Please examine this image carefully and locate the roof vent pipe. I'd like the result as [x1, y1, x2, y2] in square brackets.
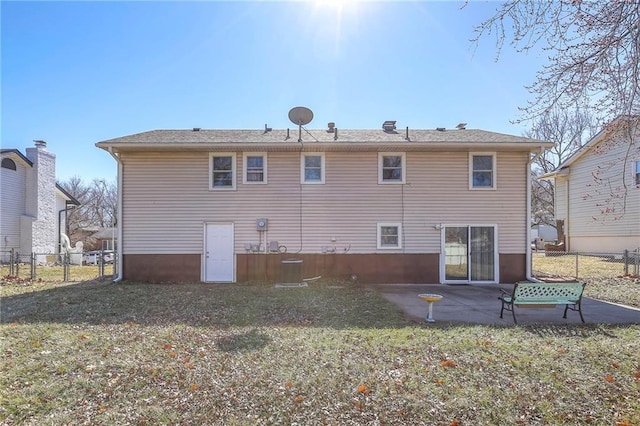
[334, 128, 338, 141]
[405, 126, 410, 141]
[285, 128, 290, 140]
[264, 124, 272, 133]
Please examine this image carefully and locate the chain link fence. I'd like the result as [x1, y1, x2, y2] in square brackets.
[532, 249, 640, 280]
[0, 249, 117, 282]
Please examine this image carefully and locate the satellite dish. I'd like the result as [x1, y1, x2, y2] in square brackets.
[288, 106, 314, 126]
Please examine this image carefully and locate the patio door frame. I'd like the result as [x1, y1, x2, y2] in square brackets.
[440, 224, 499, 284]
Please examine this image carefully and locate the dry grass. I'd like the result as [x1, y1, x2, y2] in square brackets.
[1, 280, 639, 425]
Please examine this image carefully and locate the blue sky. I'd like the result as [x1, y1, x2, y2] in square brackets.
[2, 1, 544, 182]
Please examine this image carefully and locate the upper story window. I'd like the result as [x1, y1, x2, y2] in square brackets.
[243, 153, 267, 184]
[377, 223, 402, 249]
[635, 161, 640, 186]
[378, 153, 406, 184]
[209, 153, 236, 190]
[469, 153, 496, 189]
[301, 153, 325, 184]
[1, 158, 17, 170]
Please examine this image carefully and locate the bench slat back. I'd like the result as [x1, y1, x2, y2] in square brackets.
[513, 282, 584, 302]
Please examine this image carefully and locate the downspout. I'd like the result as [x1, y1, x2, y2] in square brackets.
[108, 147, 123, 283]
[526, 147, 546, 282]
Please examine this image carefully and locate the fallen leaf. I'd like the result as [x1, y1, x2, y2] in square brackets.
[604, 374, 615, 383]
[441, 360, 457, 368]
[163, 343, 173, 350]
[450, 420, 460, 426]
[190, 384, 199, 391]
[294, 395, 304, 403]
[285, 381, 293, 388]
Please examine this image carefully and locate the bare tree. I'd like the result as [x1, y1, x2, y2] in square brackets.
[526, 108, 598, 228]
[471, 0, 639, 120]
[58, 176, 117, 250]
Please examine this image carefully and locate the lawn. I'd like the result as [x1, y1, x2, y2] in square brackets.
[1, 280, 639, 425]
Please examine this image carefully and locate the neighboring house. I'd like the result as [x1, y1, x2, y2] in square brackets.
[543, 116, 640, 253]
[91, 227, 118, 251]
[96, 121, 552, 284]
[1, 140, 80, 262]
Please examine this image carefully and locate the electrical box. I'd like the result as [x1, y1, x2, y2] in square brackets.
[256, 218, 268, 231]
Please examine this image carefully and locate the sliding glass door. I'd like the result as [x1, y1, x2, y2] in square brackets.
[443, 225, 497, 283]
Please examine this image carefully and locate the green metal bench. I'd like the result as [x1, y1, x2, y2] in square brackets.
[499, 281, 586, 324]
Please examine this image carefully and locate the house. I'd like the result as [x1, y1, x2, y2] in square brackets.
[91, 227, 118, 251]
[96, 120, 552, 284]
[542, 116, 640, 253]
[1, 140, 80, 262]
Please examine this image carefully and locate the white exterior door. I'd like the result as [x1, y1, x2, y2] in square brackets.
[204, 223, 234, 282]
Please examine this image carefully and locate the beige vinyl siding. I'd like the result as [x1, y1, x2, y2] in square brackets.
[120, 150, 529, 255]
[0, 163, 27, 252]
[565, 137, 640, 248]
[554, 177, 568, 220]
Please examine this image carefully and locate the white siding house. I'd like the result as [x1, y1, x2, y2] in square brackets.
[97, 124, 552, 284]
[1, 141, 80, 262]
[544, 116, 640, 253]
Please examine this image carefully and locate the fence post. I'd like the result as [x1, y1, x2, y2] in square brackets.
[575, 252, 579, 280]
[31, 252, 36, 280]
[63, 253, 69, 282]
[9, 249, 15, 276]
[624, 250, 629, 276]
[15, 252, 19, 277]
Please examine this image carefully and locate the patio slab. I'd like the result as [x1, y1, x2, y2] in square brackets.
[374, 283, 640, 325]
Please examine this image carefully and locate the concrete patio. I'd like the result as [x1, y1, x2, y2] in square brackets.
[374, 283, 640, 325]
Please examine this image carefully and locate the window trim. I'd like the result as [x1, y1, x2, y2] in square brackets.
[243, 152, 268, 184]
[635, 160, 640, 187]
[469, 152, 497, 190]
[301, 153, 325, 184]
[377, 222, 403, 250]
[378, 152, 406, 184]
[209, 152, 237, 191]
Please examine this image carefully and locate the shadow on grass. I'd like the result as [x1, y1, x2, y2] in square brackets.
[0, 280, 411, 329]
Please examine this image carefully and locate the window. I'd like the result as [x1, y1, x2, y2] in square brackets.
[243, 153, 267, 184]
[378, 153, 406, 184]
[469, 153, 496, 189]
[301, 153, 325, 184]
[1, 158, 16, 170]
[377, 223, 402, 249]
[636, 161, 640, 186]
[209, 153, 236, 190]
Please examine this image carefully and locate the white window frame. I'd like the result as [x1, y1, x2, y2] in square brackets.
[243, 152, 267, 184]
[378, 152, 406, 184]
[469, 152, 497, 190]
[301, 153, 325, 184]
[209, 153, 236, 191]
[377, 222, 403, 250]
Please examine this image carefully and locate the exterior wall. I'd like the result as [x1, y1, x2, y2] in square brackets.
[558, 133, 640, 252]
[0, 160, 27, 256]
[26, 146, 58, 255]
[119, 149, 531, 283]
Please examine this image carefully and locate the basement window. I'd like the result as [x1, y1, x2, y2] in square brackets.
[209, 153, 236, 190]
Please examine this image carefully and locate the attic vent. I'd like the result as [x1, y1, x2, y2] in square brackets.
[327, 122, 335, 133]
[456, 123, 467, 130]
[264, 124, 272, 133]
[192, 127, 201, 132]
[382, 120, 396, 132]
[436, 127, 446, 132]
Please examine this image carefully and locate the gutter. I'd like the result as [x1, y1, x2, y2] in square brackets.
[526, 146, 546, 283]
[108, 147, 124, 283]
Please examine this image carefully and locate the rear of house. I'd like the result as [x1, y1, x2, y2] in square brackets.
[97, 125, 551, 284]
